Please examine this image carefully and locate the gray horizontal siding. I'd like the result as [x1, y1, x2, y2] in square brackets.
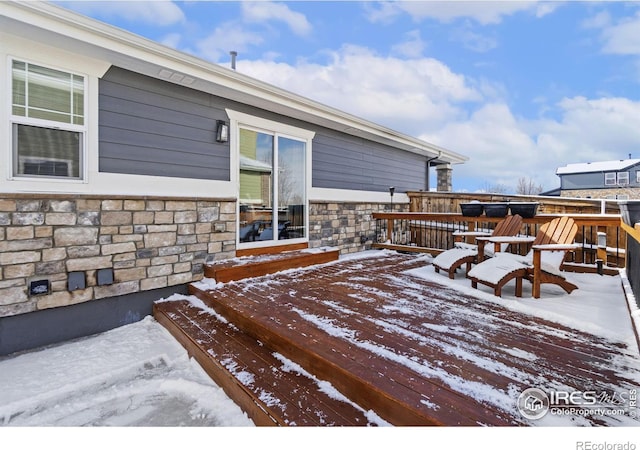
[561, 171, 640, 190]
[98, 66, 431, 192]
[99, 67, 230, 181]
[312, 131, 427, 192]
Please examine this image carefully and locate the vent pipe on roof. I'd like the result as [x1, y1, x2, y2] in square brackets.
[230, 51, 237, 70]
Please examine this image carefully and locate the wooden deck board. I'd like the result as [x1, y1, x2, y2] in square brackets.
[205, 282, 519, 425]
[155, 251, 640, 426]
[205, 248, 339, 282]
[154, 299, 375, 426]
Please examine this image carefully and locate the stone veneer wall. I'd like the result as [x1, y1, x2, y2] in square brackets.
[561, 188, 640, 199]
[0, 195, 236, 318]
[309, 201, 409, 254]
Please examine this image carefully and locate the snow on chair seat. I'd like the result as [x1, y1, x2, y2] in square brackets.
[467, 216, 579, 298]
[432, 214, 523, 279]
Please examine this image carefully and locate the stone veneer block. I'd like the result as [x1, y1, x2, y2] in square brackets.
[165, 201, 197, 211]
[6, 227, 34, 240]
[101, 211, 132, 226]
[46, 213, 77, 226]
[0, 195, 238, 318]
[66, 256, 112, 272]
[0, 251, 41, 265]
[12, 213, 45, 225]
[0, 287, 28, 305]
[93, 281, 139, 300]
[102, 242, 137, 255]
[144, 232, 177, 248]
[124, 200, 146, 210]
[54, 227, 98, 247]
[0, 200, 17, 211]
[141, 277, 168, 290]
[36, 289, 94, 310]
[101, 200, 123, 211]
[114, 267, 146, 282]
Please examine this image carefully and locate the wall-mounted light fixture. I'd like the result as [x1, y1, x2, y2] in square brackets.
[216, 120, 229, 143]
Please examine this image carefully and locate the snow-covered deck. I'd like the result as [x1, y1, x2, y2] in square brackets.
[155, 250, 640, 426]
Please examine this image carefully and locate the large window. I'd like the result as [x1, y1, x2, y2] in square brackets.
[238, 127, 308, 244]
[604, 173, 616, 186]
[617, 171, 629, 186]
[10, 60, 85, 179]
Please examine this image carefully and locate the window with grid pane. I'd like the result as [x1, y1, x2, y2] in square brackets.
[604, 172, 616, 186]
[11, 60, 85, 179]
[617, 171, 629, 185]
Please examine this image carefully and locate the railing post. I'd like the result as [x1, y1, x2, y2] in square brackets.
[597, 230, 607, 271]
[387, 219, 394, 243]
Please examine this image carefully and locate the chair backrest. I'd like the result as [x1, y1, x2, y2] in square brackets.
[492, 214, 523, 237]
[533, 216, 578, 246]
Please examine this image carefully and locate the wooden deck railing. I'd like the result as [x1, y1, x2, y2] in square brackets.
[372, 212, 626, 270]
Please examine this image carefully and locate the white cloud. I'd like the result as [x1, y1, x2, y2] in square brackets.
[232, 42, 640, 193]
[581, 10, 611, 30]
[391, 30, 427, 58]
[366, 1, 548, 26]
[58, 0, 185, 26]
[427, 96, 640, 192]
[427, 103, 542, 190]
[241, 1, 312, 37]
[450, 23, 498, 53]
[160, 32, 182, 50]
[539, 96, 640, 160]
[600, 10, 640, 56]
[195, 22, 265, 63]
[237, 44, 482, 135]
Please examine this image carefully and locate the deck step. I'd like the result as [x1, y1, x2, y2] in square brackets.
[154, 252, 640, 427]
[186, 283, 490, 426]
[204, 247, 339, 282]
[153, 298, 377, 426]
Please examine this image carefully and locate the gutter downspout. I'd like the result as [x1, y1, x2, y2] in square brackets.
[425, 152, 442, 191]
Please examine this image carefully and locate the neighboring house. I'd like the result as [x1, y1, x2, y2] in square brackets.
[0, 2, 466, 354]
[556, 158, 640, 200]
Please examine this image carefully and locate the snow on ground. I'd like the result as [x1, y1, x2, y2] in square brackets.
[406, 253, 640, 352]
[0, 315, 252, 427]
[1, 250, 639, 448]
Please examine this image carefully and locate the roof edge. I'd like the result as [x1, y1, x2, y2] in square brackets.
[2, 1, 466, 165]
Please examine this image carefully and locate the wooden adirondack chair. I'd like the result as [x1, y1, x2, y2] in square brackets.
[432, 214, 523, 279]
[467, 216, 579, 298]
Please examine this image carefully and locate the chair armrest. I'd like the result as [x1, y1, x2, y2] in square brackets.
[453, 231, 491, 237]
[531, 244, 579, 252]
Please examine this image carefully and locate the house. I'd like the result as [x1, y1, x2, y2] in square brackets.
[0, 1, 466, 355]
[556, 158, 640, 199]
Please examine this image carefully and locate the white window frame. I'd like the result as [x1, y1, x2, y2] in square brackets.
[604, 172, 616, 186]
[8, 57, 88, 182]
[617, 171, 629, 186]
[227, 109, 314, 250]
[18, 155, 74, 178]
[636, 170, 640, 184]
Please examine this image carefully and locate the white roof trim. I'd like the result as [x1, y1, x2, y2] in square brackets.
[0, 1, 466, 165]
[556, 159, 640, 175]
